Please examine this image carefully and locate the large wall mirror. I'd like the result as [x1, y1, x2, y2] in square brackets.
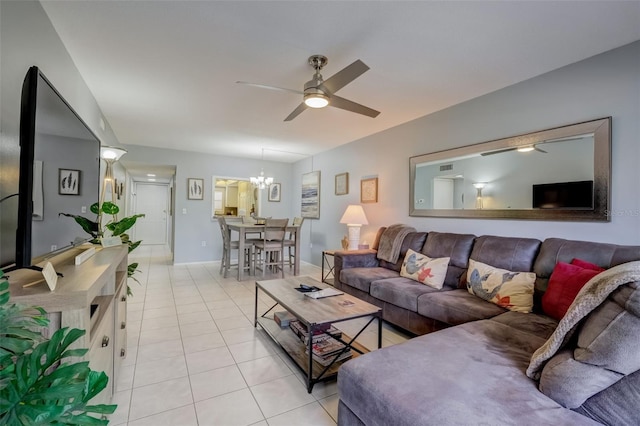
[211, 177, 260, 219]
[410, 117, 611, 221]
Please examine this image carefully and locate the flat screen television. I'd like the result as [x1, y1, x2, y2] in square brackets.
[532, 180, 594, 209]
[10, 66, 101, 271]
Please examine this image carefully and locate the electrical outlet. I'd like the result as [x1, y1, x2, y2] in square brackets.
[182, 208, 187, 215]
[51, 245, 57, 251]
[81, 206, 87, 213]
[201, 241, 206, 247]
[309, 243, 313, 248]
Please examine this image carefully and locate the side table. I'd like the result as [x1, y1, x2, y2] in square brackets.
[322, 250, 337, 285]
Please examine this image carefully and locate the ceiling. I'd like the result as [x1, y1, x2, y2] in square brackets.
[41, 1, 640, 164]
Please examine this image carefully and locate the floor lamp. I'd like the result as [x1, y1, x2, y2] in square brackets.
[340, 205, 369, 250]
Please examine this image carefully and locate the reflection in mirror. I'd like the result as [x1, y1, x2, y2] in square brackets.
[212, 177, 259, 219]
[410, 118, 610, 221]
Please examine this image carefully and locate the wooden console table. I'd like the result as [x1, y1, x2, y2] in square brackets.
[6, 245, 129, 404]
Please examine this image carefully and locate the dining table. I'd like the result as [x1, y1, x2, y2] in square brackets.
[225, 222, 301, 281]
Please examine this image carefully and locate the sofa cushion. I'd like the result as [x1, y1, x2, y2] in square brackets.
[466, 259, 536, 313]
[421, 231, 475, 289]
[574, 369, 640, 425]
[539, 281, 640, 408]
[490, 311, 558, 341]
[338, 320, 598, 426]
[339, 267, 399, 293]
[378, 232, 427, 272]
[533, 238, 640, 294]
[470, 235, 541, 275]
[417, 289, 506, 325]
[542, 261, 604, 321]
[370, 277, 441, 312]
[399, 249, 449, 289]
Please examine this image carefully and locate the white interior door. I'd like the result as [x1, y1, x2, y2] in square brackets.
[133, 183, 168, 245]
[433, 178, 454, 209]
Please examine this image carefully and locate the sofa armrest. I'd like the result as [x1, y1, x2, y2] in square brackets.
[334, 249, 379, 287]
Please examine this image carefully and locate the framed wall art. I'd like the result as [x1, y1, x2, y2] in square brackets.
[59, 169, 80, 195]
[301, 171, 320, 219]
[268, 183, 281, 202]
[187, 178, 204, 200]
[335, 172, 349, 195]
[361, 177, 378, 203]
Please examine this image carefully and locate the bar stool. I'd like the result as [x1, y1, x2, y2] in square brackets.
[253, 218, 289, 278]
[217, 216, 253, 279]
[284, 217, 303, 269]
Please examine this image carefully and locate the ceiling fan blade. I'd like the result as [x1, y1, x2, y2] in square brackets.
[329, 95, 380, 118]
[480, 147, 517, 156]
[534, 146, 548, 154]
[284, 103, 308, 121]
[236, 81, 303, 95]
[321, 60, 370, 93]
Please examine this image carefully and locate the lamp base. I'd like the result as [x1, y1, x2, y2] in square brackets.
[346, 225, 361, 250]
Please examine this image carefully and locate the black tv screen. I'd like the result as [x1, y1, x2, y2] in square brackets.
[12, 66, 101, 270]
[532, 180, 594, 209]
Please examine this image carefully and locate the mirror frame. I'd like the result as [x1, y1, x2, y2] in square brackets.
[409, 117, 611, 221]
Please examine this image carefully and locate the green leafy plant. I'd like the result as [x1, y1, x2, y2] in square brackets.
[60, 201, 144, 294]
[0, 272, 116, 425]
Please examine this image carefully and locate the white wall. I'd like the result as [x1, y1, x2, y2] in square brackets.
[293, 41, 640, 266]
[0, 1, 121, 266]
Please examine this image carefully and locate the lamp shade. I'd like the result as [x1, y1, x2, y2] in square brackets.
[340, 205, 369, 225]
[100, 146, 127, 161]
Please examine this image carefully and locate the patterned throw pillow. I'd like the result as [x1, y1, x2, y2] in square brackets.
[400, 249, 450, 289]
[466, 259, 536, 313]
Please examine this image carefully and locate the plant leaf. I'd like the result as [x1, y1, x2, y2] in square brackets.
[89, 203, 101, 215]
[58, 213, 99, 237]
[100, 201, 119, 215]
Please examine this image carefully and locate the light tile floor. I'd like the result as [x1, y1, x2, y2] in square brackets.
[110, 245, 410, 426]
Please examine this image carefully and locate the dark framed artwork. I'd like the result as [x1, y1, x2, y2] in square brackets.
[59, 169, 80, 195]
[301, 171, 320, 219]
[335, 172, 349, 195]
[188, 178, 204, 200]
[268, 183, 281, 202]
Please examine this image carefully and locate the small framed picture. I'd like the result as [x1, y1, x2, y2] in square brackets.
[59, 169, 80, 195]
[187, 178, 204, 200]
[268, 183, 281, 202]
[361, 177, 378, 203]
[335, 172, 349, 195]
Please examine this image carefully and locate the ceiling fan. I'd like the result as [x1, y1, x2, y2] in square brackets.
[237, 55, 380, 121]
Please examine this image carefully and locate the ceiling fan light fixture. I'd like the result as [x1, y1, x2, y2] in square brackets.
[304, 93, 329, 108]
[517, 146, 535, 153]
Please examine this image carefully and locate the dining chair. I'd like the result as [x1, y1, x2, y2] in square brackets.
[284, 216, 303, 269]
[217, 216, 253, 279]
[253, 218, 289, 278]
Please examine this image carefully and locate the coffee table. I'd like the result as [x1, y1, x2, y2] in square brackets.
[254, 276, 382, 393]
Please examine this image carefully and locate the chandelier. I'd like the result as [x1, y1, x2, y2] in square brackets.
[250, 149, 274, 189]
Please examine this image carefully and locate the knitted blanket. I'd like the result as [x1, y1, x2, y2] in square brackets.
[376, 224, 416, 263]
[526, 260, 640, 380]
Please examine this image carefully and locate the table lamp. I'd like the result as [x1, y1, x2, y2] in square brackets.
[340, 205, 369, 250]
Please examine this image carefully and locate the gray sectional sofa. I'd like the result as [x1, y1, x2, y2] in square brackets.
[334, 231, 640, 425]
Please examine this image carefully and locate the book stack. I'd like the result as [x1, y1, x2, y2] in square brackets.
[288, 320, 352, 366]
[306, 337, 353, 366]
[289, 320, 342, 344]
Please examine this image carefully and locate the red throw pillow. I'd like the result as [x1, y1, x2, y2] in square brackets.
[542, 261, 604, 321]
[570, 258, 605, 272]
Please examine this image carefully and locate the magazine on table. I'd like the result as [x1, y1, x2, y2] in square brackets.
[303, 287, 344, 299]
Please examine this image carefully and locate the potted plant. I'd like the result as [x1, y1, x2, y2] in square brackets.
[0, 272, 116, 424]
[60, 201, 144, 294]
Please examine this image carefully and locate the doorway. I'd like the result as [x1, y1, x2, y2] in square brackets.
[133, 182, 169, 245]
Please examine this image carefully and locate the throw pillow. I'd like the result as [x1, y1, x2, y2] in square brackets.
[542, 260, 605, 321]
[466, 259, 536, 313]
[400, 249, 450, 289]
[570, 258, 605, 271]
